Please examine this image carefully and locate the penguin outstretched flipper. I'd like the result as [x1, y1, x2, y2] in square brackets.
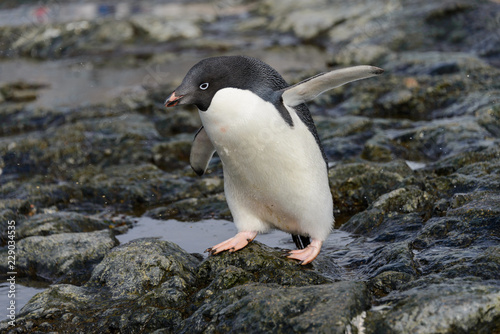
[190, 126, 216, 176]
[282, 65, 384, 107]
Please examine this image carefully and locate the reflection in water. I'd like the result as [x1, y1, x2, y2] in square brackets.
[0, 57, 199, 108]
[0, 281, 48, 322]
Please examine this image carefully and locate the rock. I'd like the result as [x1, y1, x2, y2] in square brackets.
[328, 160, 418, 221]
[87, 238, 200, 299]
[476, 103, 500, 137]
[2, 239, 200, 333]
[130, 16, 202, 42]
[389, 117, 493, 161]
[0, 230, 118, 284]
[365, 280, 500, 334]
[146, 194, 231, 221]
[76, 163, 193, 212]
[3, 239, 362, 334]
[0, 208, 17, 245]
[16, 211, 113, 238]
[197, 241, 332, 290]
[180, 281, 370, 334]
[152, 135, 192, 172]
[154, 109, 201, 137]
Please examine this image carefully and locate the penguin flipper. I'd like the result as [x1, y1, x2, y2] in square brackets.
[190, 126, 215, 176]
[282, 66, 384, 107]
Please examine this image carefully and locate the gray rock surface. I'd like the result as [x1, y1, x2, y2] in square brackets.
[0, 230, 118, 284]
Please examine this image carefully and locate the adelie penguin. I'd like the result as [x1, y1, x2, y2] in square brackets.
[165, 56, 383, 265]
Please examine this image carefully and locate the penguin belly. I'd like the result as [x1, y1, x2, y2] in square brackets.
[199, 87, 333, 241]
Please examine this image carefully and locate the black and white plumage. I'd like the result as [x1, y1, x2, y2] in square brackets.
[165, 56, 383, 264]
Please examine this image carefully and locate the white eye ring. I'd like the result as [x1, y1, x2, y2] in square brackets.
[199, 83, 209, 90]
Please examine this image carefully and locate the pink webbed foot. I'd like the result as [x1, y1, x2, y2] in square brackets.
[206, 231, 258, 255]
[286, 239, 323, 265]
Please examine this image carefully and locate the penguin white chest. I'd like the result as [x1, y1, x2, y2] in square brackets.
[199, 88, 332, 241]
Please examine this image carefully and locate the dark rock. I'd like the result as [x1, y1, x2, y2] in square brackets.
[2, 239, 362, 334]
[180, 281, 370, 334]
[365, 280, 500, 334]
[197, 241, 332, 289]
[76, 163, 193, 212]
[2, 239, 200, 333]
[329, 160, 418, 220]
[146, 194, 231, 221]
[152, 135, 192, 172]
[0, 230, 118, 284]
[390, 117, 493, 161]
[0, 208, 17, 245]
[87, 238, 200, 299]
[154, 109, 201, 137]
[16, 211, 113, 238]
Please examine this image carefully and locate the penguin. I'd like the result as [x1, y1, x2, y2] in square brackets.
[165, 56, 383, 264]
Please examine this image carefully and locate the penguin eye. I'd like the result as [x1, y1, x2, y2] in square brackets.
[199, 83, 209, 90]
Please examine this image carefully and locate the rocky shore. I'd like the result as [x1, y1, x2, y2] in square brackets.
[1, 0, 499, 333]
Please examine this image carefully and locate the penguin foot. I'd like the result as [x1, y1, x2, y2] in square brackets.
[206, 231, 258, 255]
[286, 239, 323, 265]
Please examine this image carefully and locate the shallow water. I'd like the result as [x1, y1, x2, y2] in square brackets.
[0, 281, 47, 322]
[0, 57, 198, 109]
[117, 217, 299, 254]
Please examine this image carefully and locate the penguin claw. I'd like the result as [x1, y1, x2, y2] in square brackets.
[207, 231, 258, 255]
[286, 239, 323, 265]
[205, 248, 217, 255]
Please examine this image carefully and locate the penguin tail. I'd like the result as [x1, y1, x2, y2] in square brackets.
[292, 234, 311, 249]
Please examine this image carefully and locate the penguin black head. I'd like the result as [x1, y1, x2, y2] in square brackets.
[165, 56, 288, 111]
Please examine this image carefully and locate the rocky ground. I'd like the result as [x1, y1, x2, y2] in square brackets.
[1, 0, 499, 333]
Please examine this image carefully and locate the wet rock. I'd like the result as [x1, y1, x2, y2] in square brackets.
[328, 160, 418, 221]
[389, 117, 493, 161]
[146, 194, 231, 221]
[0, 106, 65, 137]
[476, 103, 500, 137]
[0, 208, 17, 245]
[76, 163, 193, 212]
[16, 211, 112, 238]
[365, 280, 500, 334]
[3, 239, 200, 334]
[0, 230, 118, 284]
[154, 109, 201, 137]
[180, 281, 370, 334]
[0, 81, 45, 102]
[197, 241, 332, 290]
[152, 135, 192, 172]
[130, 16, 202, 42]
[3, 239, 359, 334]
[0, 112, 159, 178]
[87, 238, 200, 299]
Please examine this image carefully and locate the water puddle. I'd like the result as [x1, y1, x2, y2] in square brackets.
[0, 281, 48, 322]
[116, 217, 298, 254]
[0, 57, 198, 109]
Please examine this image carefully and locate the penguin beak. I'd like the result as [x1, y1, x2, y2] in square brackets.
[164, 91, 184, 107]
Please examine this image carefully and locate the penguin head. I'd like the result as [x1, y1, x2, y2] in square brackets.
[165, 56, 287, 111]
